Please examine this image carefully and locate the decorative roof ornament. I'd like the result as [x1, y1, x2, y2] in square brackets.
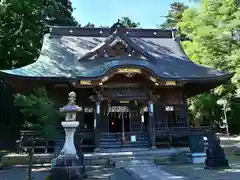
[110, 19, 126, 34]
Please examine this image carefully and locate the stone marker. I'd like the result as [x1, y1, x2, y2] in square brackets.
[205, 134, 229, 169]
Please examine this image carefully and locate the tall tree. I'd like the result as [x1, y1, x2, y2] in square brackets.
[180, 0, 240, 130]
[0, 0, 78, 69]
[119, 17, 140, 28]
[160, 2, 188, 29]
[84, 22, 95, 28]
[42, 0, 78, 26]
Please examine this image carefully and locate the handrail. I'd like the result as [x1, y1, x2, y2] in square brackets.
[16, 131, 52, 154]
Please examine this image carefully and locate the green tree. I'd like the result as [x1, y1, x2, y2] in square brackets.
[14, 87, 61, 138]
[160, 2, 188, 29]
[0, 0, 78, 69]
[188, 93, 222, 127]
[42, 0, 78, 26]
[14, 87, 62, 180]
[180, 0, 240, 131]
[119, 17, 140, 28]
[84, 22, 95, 28]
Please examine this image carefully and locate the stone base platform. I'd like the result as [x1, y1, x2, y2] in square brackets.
[1, 147, 190, 168]
[51, 155, 85, 180]
[189, 153, 206, 164]
[205, 158, 229, 169]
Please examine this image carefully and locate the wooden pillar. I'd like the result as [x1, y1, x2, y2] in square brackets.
[148, 100, 156, 149]
[183, 94, 189, 127]
[94, 101, 101, 152]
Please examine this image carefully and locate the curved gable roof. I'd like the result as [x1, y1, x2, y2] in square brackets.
[0, 23, 233, 82]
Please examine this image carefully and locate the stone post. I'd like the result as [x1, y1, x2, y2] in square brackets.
[94, 101, 101, 152]
[51, 91, 85, 180]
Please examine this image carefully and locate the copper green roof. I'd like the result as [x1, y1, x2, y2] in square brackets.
[0, 23, 234, 82]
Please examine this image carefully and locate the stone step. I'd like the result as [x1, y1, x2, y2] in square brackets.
[100, 138, 118, 142]
[100, 143, 149, 149]
[100, 136, 149, 140]
[100, 140, 149, 146]
[110, 155, 155, 161]
[85, 166, 114, 180]
[84, 158, 111, 166]
[85, 165, 112, 171]
[100, 137, 149, 142]
[100, 133, 149, 137]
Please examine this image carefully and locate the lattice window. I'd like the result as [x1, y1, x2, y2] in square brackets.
[174, 105, 186, 127]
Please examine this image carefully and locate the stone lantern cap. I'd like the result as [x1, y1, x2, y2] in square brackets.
[59, 104, 82, 112]
[59, 91, 82, 112]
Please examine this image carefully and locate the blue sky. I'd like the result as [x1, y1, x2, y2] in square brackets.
[71, 0, 195, 28]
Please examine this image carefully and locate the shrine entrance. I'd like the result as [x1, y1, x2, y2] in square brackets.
[108, 112, 130, 133]
[106, 104, 148, 133]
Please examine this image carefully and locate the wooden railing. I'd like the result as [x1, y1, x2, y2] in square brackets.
[16, 130, 54, 154]
[155, 126, 211, 137]
[155, 126, 212, 147]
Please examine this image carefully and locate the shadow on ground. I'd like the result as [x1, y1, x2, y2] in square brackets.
[160, 160, 240, 180]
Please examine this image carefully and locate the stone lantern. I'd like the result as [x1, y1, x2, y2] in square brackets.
[51, 91, 85, 180]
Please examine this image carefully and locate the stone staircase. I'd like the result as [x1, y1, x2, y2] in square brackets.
[100, 132, 150, 149]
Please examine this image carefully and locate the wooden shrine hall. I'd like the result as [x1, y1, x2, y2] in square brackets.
[0, 22, 233, 152]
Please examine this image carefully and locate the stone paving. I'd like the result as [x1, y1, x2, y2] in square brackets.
[160, 162, 240, 180]
[121, 159, 240, 180]
[2, 159, 240, 180]
[121, 160, 188, 180]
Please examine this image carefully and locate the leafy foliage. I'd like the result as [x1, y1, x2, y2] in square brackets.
[188, 93, 222, 127]
[159, 2, 188, 29]
[119, 17, 140, 28]
[179, 0, 240, 130]
[0, 0, 78, 69]
[14, 88, 62, 139]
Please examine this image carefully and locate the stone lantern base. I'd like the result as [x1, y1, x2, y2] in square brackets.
[51, 121, 85, 180]
[51, 154, 85, 180]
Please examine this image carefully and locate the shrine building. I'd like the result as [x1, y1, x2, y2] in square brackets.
[0, 22, 233, 152]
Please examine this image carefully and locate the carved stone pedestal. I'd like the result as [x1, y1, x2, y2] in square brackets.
[51, 155, 85, 180]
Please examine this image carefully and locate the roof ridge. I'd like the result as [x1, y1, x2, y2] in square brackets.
[48, 24, 173, 38]
[78, 31, 156, 61]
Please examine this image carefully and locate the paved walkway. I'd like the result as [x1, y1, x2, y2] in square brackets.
[160, 162, 240, 180]
[120, 160, 188, 180]
[120, 159, 240, 180]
